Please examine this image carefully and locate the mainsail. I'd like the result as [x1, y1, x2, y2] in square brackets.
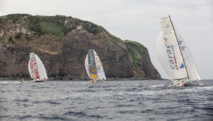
[28, 52, 48, 81]
[173, 26, 201, 80]
[156, 15, 201, 82]
[85, 49, 106, 80]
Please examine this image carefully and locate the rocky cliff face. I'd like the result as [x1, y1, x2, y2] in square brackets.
[0, 14, 161, 80]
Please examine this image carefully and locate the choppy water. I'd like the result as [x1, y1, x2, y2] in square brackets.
[0, 80, 213, 121]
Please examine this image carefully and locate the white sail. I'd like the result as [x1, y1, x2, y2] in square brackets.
[174, 26, 201, 81]
[156, 31, 173, 79]
[28, 60, 34, 78]
[28, 53, 38, 79]
[156, 16, 201, 85]
[159, 16, 188, 80]
[85, 55, 90, 78]
[35, 54, 48, 80]
[28, 52, 48, 80]
[85, 49, 106, 80]
[93, 50, 106, 80]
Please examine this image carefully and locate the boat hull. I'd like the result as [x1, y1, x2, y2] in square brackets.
[173, 80, 199, 86]
[18, 80, 24, 82]
[89, 79, 105, 83]
[35, 79, 46, 82]
[35, 80, 46, 82]
[183, 82, 199, 86]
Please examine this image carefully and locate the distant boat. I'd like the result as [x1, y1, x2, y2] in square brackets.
[85, 49, 106, 83]
[28, 52, 48, 82]
[18, 78, 24, 82]
[156, 15, 201, 86]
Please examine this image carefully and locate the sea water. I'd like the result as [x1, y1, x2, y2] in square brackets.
[0, 80, 212, 121]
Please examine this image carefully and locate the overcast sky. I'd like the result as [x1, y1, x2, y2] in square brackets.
[1, 0, 213, 79]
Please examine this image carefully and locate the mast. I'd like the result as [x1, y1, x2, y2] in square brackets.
[168, 15, 189, 79]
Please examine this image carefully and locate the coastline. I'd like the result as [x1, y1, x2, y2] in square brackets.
[0, 77, 165, 81]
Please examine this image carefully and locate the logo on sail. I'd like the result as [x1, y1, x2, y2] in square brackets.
[178, 40, 183, 45]
[178, 40, 185, 51]
[179, 63, 184, 69]
[165, 24, 169, 28]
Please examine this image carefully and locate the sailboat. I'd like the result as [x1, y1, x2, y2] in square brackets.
[156, 15, 201, 86]
[28, 52, 48, 82]
[85, 49, 106, 83]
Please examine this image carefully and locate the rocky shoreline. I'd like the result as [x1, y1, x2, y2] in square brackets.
[0, 77, 163, 81]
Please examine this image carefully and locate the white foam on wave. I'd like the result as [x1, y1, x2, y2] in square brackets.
[38, 85, 213, 101]
[149, 84, 165, 88]
[194, 86, 213, 91]
[175, 85, 213, 93]
[123, 85, 213, 97]
[65, 85, 213, 99]
[135, 89, 173, 96]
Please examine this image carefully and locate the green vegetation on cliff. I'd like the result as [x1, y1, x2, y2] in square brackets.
[124, 40, 147, 68]
[26, 15, 76, 40]
[0, 14, 121, 43]
[82, 21, 120, 40]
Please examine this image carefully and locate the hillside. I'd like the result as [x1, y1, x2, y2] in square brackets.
[0, 14, 161, 80]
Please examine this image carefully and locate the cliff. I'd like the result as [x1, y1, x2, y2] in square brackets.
[0, 14, 161, 80]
